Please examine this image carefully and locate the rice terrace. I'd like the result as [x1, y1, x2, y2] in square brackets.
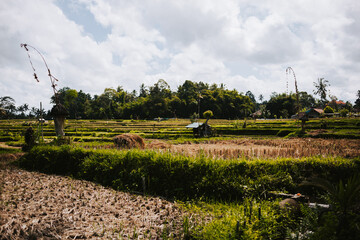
[3, 1, 360, 239]
[1, 116, 360, 239]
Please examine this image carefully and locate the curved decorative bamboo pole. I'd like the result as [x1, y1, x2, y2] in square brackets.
[286, 67, 300, 116]
[20, 43, 60, 104]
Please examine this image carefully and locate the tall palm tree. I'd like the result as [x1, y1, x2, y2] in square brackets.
[313, 78, 330, 107]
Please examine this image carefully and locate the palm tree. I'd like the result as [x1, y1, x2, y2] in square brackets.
[313, 78, 330, 107]
[17, 103, 29, 118]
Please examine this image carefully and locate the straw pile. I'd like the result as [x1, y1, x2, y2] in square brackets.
[113, 134, 145, 149]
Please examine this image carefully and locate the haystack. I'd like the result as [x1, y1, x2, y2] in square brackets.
[113, 134, 145, 149]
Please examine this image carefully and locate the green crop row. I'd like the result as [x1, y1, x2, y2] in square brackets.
[17, 145, 360, 201]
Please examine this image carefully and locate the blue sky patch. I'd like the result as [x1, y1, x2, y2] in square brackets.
[55, 0, 111, 43]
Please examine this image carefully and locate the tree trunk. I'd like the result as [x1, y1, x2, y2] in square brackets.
[301, 119, 306, 133]
[54, 116, 65, 136]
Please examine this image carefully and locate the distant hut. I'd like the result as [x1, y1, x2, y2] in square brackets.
[305, 108, 324, 118]
[251, 110, 262, 118]
[186, 122, 212, 137]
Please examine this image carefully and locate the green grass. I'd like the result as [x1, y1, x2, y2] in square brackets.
[0, 147, 22, 154]
[4, 117, 359, 238]
[1, 118, 359, 146]
[180, 198, 298, 239]
[17, 145, 360, 201]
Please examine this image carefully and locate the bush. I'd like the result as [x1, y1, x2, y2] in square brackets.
[324, 106, 334, 113]
[190, 112, 199, 123]
[53, 136, 72, 145]
[17, 146, 360, 201]
[22, 127, 36, 151]
[17, 145, 89, 175]
[203, 110, 213, 120]
[340, 108, 349, 117]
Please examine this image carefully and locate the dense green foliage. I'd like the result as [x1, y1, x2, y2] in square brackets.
[182, 199, 298, 239]
[49, 80, 255, 120]
[17, 145, 360, 201]
[266, 93, 297, 118]
[2, 80, 358, 120]
[324, 106, 335, 113]
[355, 90, 360, 111]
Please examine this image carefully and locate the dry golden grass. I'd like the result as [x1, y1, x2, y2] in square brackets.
[0, 142, 21, 149]
[0, 158, 186, 239]
[84, 138, 359, 160]
[170, 138, 360, 159]
[146, 139, 171, 149]
[113, 133, 145, 149]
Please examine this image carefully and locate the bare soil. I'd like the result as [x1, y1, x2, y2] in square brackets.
[0, 155, 186, 239]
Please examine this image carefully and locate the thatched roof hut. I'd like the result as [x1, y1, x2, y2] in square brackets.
[305, 108, 324, 118]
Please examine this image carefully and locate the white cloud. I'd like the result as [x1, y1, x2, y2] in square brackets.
[0, 0, 359, 111]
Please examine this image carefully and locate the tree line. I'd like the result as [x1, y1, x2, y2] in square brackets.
[1, 79, 359, 120]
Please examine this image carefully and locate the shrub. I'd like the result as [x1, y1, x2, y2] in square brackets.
[16, 146, 360, 201]
[203, 110, 213, 120]
[324, 106, 334, 113]
[188, 199, 296, 239]
[190, 112, 199, 123]
[17, 145, 89, 175]
[53, 136, 72, 145]
[340, 108, 349, 117]
[22, 127, 36, 151]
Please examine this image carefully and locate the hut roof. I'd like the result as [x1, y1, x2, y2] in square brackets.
[251, 110, 262, 117]
[186, 122, 203, 129]
[306, 108, 324, 114]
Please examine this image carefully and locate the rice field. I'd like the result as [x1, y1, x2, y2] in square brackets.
[1, 118, 359, 146]
[75, 138, 360, 160]
[169, 138, 360, 159]
[1, 118, 360, 238]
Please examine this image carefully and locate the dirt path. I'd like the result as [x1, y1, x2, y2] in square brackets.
[0, 157, 186, 239]
[0, 142, 21, 149]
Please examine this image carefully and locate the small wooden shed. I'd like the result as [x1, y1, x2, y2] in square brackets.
[305, 108, 324, 118]
[186, 122, 212, 137]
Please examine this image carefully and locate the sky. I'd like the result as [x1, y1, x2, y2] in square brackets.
[1, 0, 359, 110]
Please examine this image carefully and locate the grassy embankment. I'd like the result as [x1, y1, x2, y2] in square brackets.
[16, 144, 360, 239]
